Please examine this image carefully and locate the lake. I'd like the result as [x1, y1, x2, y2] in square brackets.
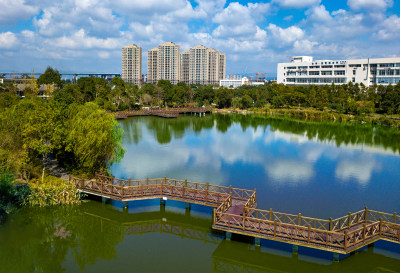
[1, 114, 400, 272]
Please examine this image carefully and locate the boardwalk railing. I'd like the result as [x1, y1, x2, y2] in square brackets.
[69, 174, 400, 254]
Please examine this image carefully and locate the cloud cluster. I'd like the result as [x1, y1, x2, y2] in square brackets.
[0, 0, 399, 73]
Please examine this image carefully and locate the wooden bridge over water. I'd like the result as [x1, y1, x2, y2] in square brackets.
[69, 174, 400, 255]
[114, 107, 212, 119]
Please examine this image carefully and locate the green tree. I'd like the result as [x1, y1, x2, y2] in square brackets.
[37, 66, 63, 89]
[66, 103, 125, 172]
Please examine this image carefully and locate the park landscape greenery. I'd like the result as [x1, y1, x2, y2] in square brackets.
[1, 66, 400, 218]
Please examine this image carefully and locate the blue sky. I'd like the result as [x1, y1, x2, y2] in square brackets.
[0, 0, 399, 76]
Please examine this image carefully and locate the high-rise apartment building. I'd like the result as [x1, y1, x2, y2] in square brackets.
[147, 47, 158, 84]
[122, 44, 142, 85]
[208, 49, 226, 85]
[189, 45, 209, 85]
[180, 50, 190, 84]
[157, 42, 180, 84]
[132, 42, 226, 85]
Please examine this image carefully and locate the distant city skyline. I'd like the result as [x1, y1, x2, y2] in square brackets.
[0, 0, 399, 75]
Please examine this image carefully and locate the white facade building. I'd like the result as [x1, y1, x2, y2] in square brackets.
[220, 77, 249, 88]
[277, 56, 400, 86]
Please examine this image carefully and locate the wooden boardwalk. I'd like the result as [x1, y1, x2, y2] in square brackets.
[114, 107, 212, 119]
[69, 174, 400, 254]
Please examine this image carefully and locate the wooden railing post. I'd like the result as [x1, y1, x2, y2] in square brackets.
[229, 185, 232, 197]
[364, 207, 368, 223]
[243, 206, 246, 231]
[394, 212, 397, 224]
[362, 224, 366, 242]
[183, 179, 187, 197]
[348, 212, 352, 228]
[344, 230, 348, 251]
[379, 218, 383, 235]
[120, 183, 123, 199]
[274, 220, 277, 237]
[307, 225, 311, 243]
[205, 183, 209, 203]
[329, 217, 333, 231]
[298, 213, 302, 226]
[269, 209, 273, 221]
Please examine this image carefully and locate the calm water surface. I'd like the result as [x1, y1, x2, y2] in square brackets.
[1, 114, 400, 272]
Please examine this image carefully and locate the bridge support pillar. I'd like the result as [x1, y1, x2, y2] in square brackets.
[254, 237, 261, 247]
[102, 197, 108, 204]
[226, 232, 232, 240]
[292, 245, 298, 257]
[185, 202, 191, 211]
[122, 201, 128, 210]
[333, 253, 340, 262]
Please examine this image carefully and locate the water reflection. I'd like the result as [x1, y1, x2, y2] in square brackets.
[1, 201, 400, 272]
[112, 114, 400, 217]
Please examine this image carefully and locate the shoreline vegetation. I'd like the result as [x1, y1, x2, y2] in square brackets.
[113, 107, 400, 128]
[1, 66, 400, 219]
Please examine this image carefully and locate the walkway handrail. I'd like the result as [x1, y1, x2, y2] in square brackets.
[70, 174, 399, 254]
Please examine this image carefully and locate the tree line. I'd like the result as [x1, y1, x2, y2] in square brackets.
[2, 66, 400, 116]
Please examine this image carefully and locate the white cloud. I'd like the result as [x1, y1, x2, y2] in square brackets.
[306, 5, 332, 22]
[0, 0, 39, 24]
[273, 0, 321, 9]
[347, 0, 393, 11]
[373, 15, 400, 41]
[0, 32, 18, 49]
[49, 29, 121, 49]
[267, 24, 305, 47]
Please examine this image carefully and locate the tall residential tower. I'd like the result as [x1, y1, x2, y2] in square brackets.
[157, 42, 180, 84]
[147, 47, 158, 84]
[122, 44, 142, 85]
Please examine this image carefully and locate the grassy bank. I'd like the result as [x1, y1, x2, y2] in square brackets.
[0, 171, 83, 221]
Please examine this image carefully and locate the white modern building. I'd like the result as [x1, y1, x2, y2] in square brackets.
[277, 56, 400, 86]
[220, 77, 249, 88]
[122, 44, 142, 85]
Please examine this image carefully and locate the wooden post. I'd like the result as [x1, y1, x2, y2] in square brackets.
[348, 212, 352, 228]
[298, 213, 301, 226]
[364, 207, 368, 223]
[120, 184, 123, 199]
[213, 209, 216, 224]
[274, 220, 277, 237]
[183, 179, 187, 197]
[205, 183, 209, 203]
[307, 225, 311, 243]
[344, 230, 348, 251]
[379, 218, 383, 235]
[394, 212, 397, 224]
[362, 224, 366, 242]
[243, 206, 246, 231]
[229, 185, 232, 196]
[269, 209, 273, 221]
[329, 218, 333, 231]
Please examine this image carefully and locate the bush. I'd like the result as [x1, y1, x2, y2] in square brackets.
[26, 176, 82, 206]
